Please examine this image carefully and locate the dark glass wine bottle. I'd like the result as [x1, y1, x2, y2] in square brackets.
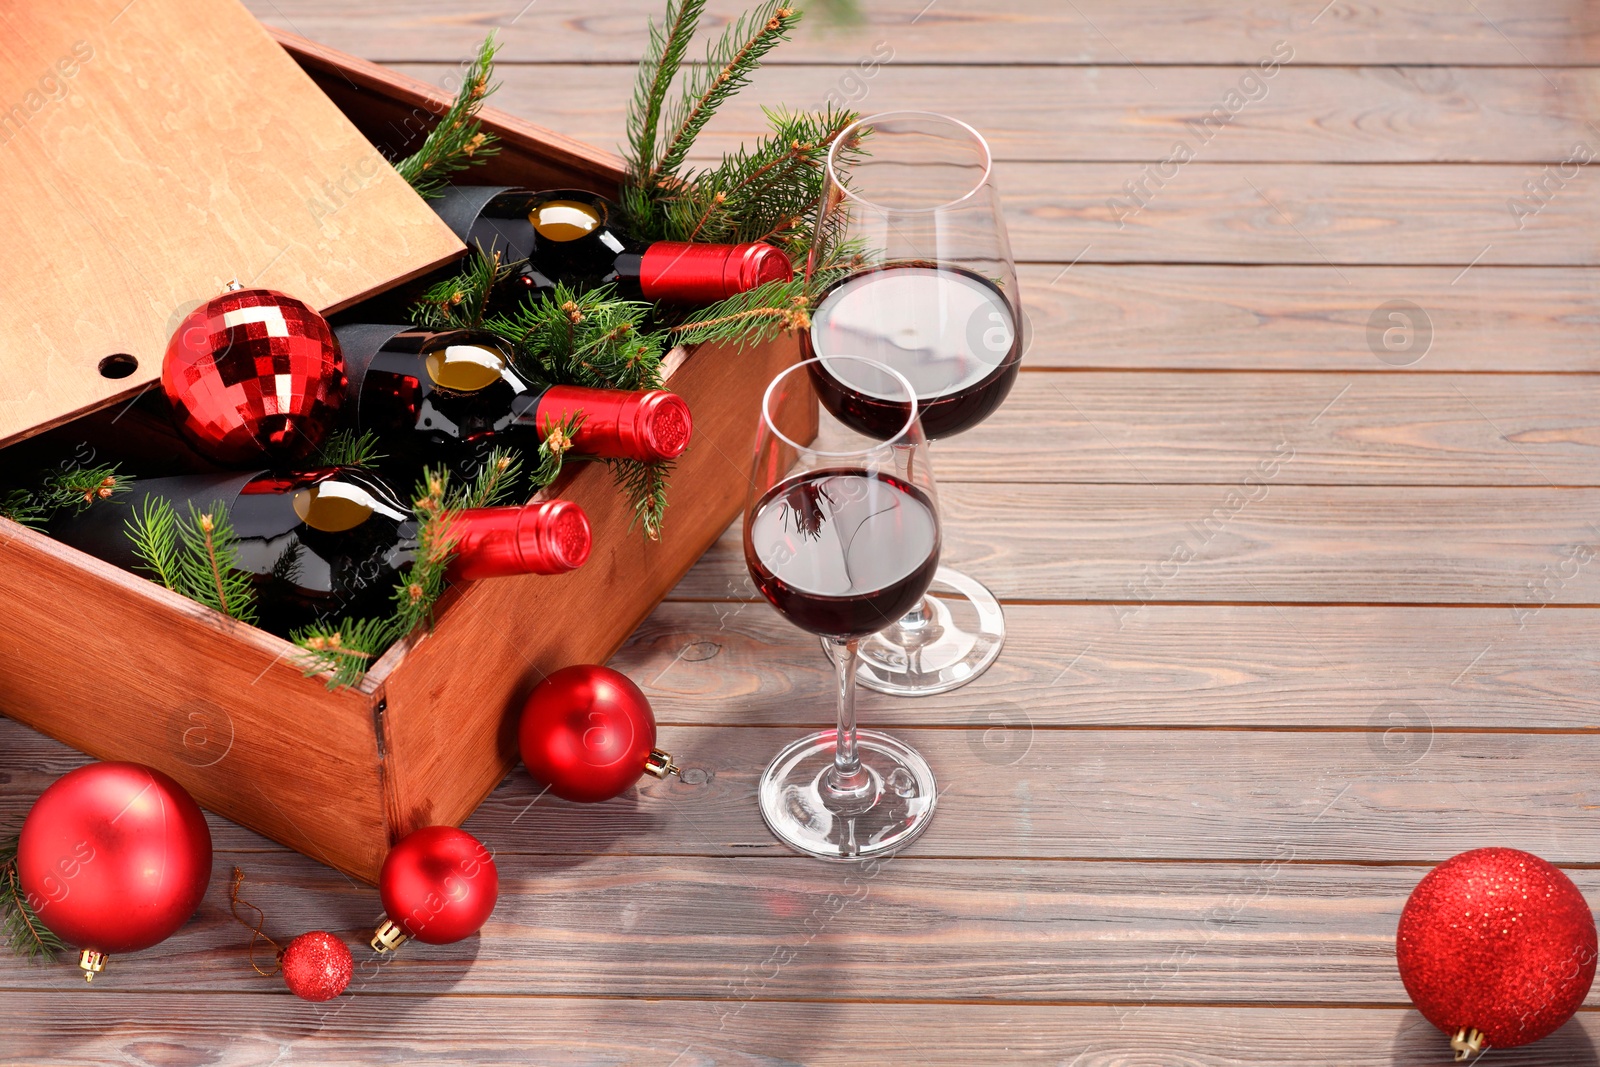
[430, 186, 794, 306]
[335, 324, 693, 478]
[52, 467, 591, 634]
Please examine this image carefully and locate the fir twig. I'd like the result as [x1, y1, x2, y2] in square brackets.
[291, 617, 401, 691]
[0, 489, 47, 529]
[628, 0, 707, 209]
[317, 429, 385, 470]
[393, 467, 458, 634]
[40, 464, 128, 515]
[457, 446, 525, 509]
[395, 34, 502, 198]
[669, 277, 814, 348]
[485, 283, 665, 392]
[171, 503, 258, 624]
[412, 245, 515, 331]
[1, 825, 64, 961]
[609, 459, 674, 541]
[650, 3, 801, 187]
[127, 496, 182, 592]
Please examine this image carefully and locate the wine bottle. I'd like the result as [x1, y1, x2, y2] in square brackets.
[52, 467, 591, 633]
[430, 186, 794, 305]
[335, 324, 693, 476]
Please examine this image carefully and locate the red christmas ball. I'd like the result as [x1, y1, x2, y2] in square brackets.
[1397, 847, 1597, 1057]
[18, 762, 213, 978]
[163, 284, 344, 465]
[280, 931, 353, 1001]
[519, 664, 676, 803]
[375, 826, 497, 949]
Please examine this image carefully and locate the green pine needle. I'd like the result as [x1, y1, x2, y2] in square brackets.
[395, 34, 503, 198]
[1, 827, 64, 961]
[127, 495, 182, 592]
[290, 616, 402, 691]
[317, 429, 386, 470]
[650, 2, 801, 187]
[411, 244, 517, 331]
[610, 458, 674, 541]
[175, 503, 258, 625]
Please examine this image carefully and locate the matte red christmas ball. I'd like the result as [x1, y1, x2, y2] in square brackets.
[1397, 847, 1597, 1060]
[18, 761, 213, 980]
[280, 931, 353, 1002]
[371, 826, 498, 953]
[163, 283, 345, 465]
[518, 664, 679, 803]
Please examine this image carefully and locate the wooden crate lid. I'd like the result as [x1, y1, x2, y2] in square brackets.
[0, 0, 465, 446]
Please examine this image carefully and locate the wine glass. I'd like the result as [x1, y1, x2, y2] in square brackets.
[745, 356, 941, 860]
[803, 110, 1021, 697]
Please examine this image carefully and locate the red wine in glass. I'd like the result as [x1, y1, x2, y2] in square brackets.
[744, 468, 941, 639]
[805, 264, 1021, 441]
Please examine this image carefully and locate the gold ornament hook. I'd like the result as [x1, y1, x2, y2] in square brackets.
[371, 919, 409, 954]
[78, 949, 107, 982]
[643, 749, 679, 780]
[1451, 1028, 1487, 1062]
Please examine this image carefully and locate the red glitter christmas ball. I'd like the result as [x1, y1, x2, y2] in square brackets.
[162, 285, 345, 465]
[1397, 847, 1597, 1058]
[519, 665, 674, 803]
[279, 931, 353, 1002]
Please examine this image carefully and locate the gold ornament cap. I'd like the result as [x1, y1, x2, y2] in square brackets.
[643, 749, 679, 780]
[371, 919, 409, 954]
[1451, 1027, 1487, 1062]
[78, 949, 107, 982]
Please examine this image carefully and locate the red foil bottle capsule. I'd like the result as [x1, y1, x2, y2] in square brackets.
[447, 499, 591, 580]
[637, 240, 794, 304]
[535, 384, 692, 462]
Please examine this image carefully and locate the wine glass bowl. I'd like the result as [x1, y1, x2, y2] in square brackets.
[803, 111, 1021, 696]
[743, 356, 942, 860]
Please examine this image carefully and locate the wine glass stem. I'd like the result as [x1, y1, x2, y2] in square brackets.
[828, 636, 869, 796]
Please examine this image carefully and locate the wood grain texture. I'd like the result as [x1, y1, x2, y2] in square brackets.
[389, 61, 1600, 164]
[12, 848, 1600, 1005]
[244, 0, 1600, 66]
[0, 521, 389, 877]
[990, 162, 1600, 265]
[673, 484, 1600, 603]
[0, 0, 462, 447]
[616, 602, 1600, 729]
[1018, 264, 1600, 371]
[5, 717, 1595, 863]
[893, 372, 1600, 485]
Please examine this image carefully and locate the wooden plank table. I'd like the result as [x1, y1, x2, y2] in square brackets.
[4, 1, 1599, 1062]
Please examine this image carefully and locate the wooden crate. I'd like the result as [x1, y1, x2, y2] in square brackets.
[0, 27, 811, 883]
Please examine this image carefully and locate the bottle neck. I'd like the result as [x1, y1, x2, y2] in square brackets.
[445, 499, 592, 580]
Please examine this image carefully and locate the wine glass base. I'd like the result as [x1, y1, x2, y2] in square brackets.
[758, 729, 937, 860]
[830, 566, 1006, 697]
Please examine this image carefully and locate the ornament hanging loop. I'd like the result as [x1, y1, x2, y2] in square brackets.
[1451, 1027, 1486, 1061]
[78, 948, 106, 982]
[371, 919, 409, 954]
[644, 749, 679, 780]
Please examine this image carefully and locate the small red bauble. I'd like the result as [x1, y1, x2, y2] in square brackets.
[1397, 847, 1597, 1060]
[371, 826, 498, 953]
[18, 761, 213, 981]
[280, 931, 353, 1001]
[163, 283, 345, 465]
[519, 664, 679, 803]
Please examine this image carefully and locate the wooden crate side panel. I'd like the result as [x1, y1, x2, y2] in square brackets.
[376, 334, 812, 841]
[0, 521, 388, 880]
[270, 28, 627, 193]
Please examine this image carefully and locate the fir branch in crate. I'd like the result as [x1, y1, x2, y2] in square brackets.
[0, 463, 130, 528]
[659, 107, 859, 256]
[632, 2, 802, 201]
[395, 34, 503, 199]
[485, 281, 665, 392]
[611, 457, 674, 541]
[291, 615, 400, 692]
[128, 498, 259, 625]
[412, 245, 516, 331]
[316, 428, 385, 469]
[1, 825, 65, 961]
